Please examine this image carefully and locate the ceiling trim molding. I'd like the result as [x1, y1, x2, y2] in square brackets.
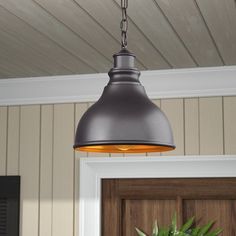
[0, 66, 236, 106]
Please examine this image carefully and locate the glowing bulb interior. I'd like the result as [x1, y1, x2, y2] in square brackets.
[115, 145, 133, 151]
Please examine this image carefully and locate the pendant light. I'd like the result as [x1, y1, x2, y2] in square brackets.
[74, 0, 175, 153]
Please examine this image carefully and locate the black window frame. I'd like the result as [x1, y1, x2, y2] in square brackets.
[0, 176, 20, 236]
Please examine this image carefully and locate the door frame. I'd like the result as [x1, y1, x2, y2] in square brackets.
[78, 155, 236, 236]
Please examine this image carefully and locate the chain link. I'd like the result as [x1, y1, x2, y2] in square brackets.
[120, 0, 128, 48]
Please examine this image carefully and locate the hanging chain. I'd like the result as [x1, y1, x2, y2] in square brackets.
[120, 0, 128, 48]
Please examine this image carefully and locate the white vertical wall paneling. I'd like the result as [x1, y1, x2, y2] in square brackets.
[184, 98, 200, 155]
[147, 99, 161, 156]
[0, 96, 235, 236]
[224, 96, 236, 154]
[7, 106, 20, 175]
[19, 105, 40, 236]
[39, 105, 53, 236]
[0, 107, 7, 175]
[52, 104, 74, 236]
[74, 103, 88, 236]
[161, 99, 185, 156]
[199, 97, 224, 155]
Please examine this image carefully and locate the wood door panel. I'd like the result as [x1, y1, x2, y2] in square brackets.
[123, 200, 175, 236]
[115, 178, 236, 199]
[183, 200, 236, 236]
[102, 178, 236, 236]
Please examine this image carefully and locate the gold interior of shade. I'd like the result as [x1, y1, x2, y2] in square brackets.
[76, 144, 175, 153]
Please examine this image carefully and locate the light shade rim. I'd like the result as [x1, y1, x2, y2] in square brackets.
[73, 140, 176, 153]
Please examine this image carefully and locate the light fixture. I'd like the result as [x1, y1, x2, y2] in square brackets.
[74, 0, 175, 153]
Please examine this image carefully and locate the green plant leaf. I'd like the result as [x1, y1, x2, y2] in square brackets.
[135, 227, 147, 236]
[170, 212, 177, 234]
[180, 217, 195, 233]
[197, 221, 214, 235]
[152, 220, 158, 236]
[191, 227, 200, 236]
[158, 228, 169, 236]
[205, 228, 223, 236]
[134, 215, 223, 236]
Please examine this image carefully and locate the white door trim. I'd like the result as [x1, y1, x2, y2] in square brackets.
[79, 155, 236, 236]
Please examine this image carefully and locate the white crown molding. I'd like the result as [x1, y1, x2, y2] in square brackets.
[78, 155, 236, 236]
[0, 66, 236, 106]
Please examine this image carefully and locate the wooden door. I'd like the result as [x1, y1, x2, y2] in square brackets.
[102, 178, 236, 236]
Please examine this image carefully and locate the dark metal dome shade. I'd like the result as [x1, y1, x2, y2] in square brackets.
[74, 49, 175, 153]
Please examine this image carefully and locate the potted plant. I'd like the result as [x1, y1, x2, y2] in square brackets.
[135, 214, 222, 236]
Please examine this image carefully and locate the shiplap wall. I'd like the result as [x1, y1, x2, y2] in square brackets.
[0, 96, 236, 236]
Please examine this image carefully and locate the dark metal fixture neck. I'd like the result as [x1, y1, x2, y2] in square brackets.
[113, 48, 135, 68]
[108, 48, 140, 84]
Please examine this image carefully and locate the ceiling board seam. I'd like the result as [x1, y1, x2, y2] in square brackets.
[0, 66, 20, 77]
[0, 72, 9, 78]
[0, 49, 52, 76]
[0, 27, 74, 74]
[72, 0, 147, 69]
[112, 0, 172, 68]
[0, 24, 74, 74]
[31, 0, 113, 64]
[153, 0, 199, 67]
[193, 0, 225, 65]
[0, 67, 29, 78]
[0, 5, 98, 73]
[0, 36, 53, 75]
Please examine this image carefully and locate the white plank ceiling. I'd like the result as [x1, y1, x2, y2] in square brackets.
[0, 0, 235, 78]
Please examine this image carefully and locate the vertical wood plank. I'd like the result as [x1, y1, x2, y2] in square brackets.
[7, 106, 20, 175]
[224, 96, 236, 154]
[199, 97, 224, 155]
[176, 196, 183, 227]
[74, 103, 88, 236]
[19, 105, 40, 236]
[53, 104, 74, 236]
[87, 103, 109, 157]
[0, 107, 7, 175]
[147, 100, 161, 157]
[184, 98, 200, 155]
[39, 105, 53, 236]
[161, 99, 184, 156]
